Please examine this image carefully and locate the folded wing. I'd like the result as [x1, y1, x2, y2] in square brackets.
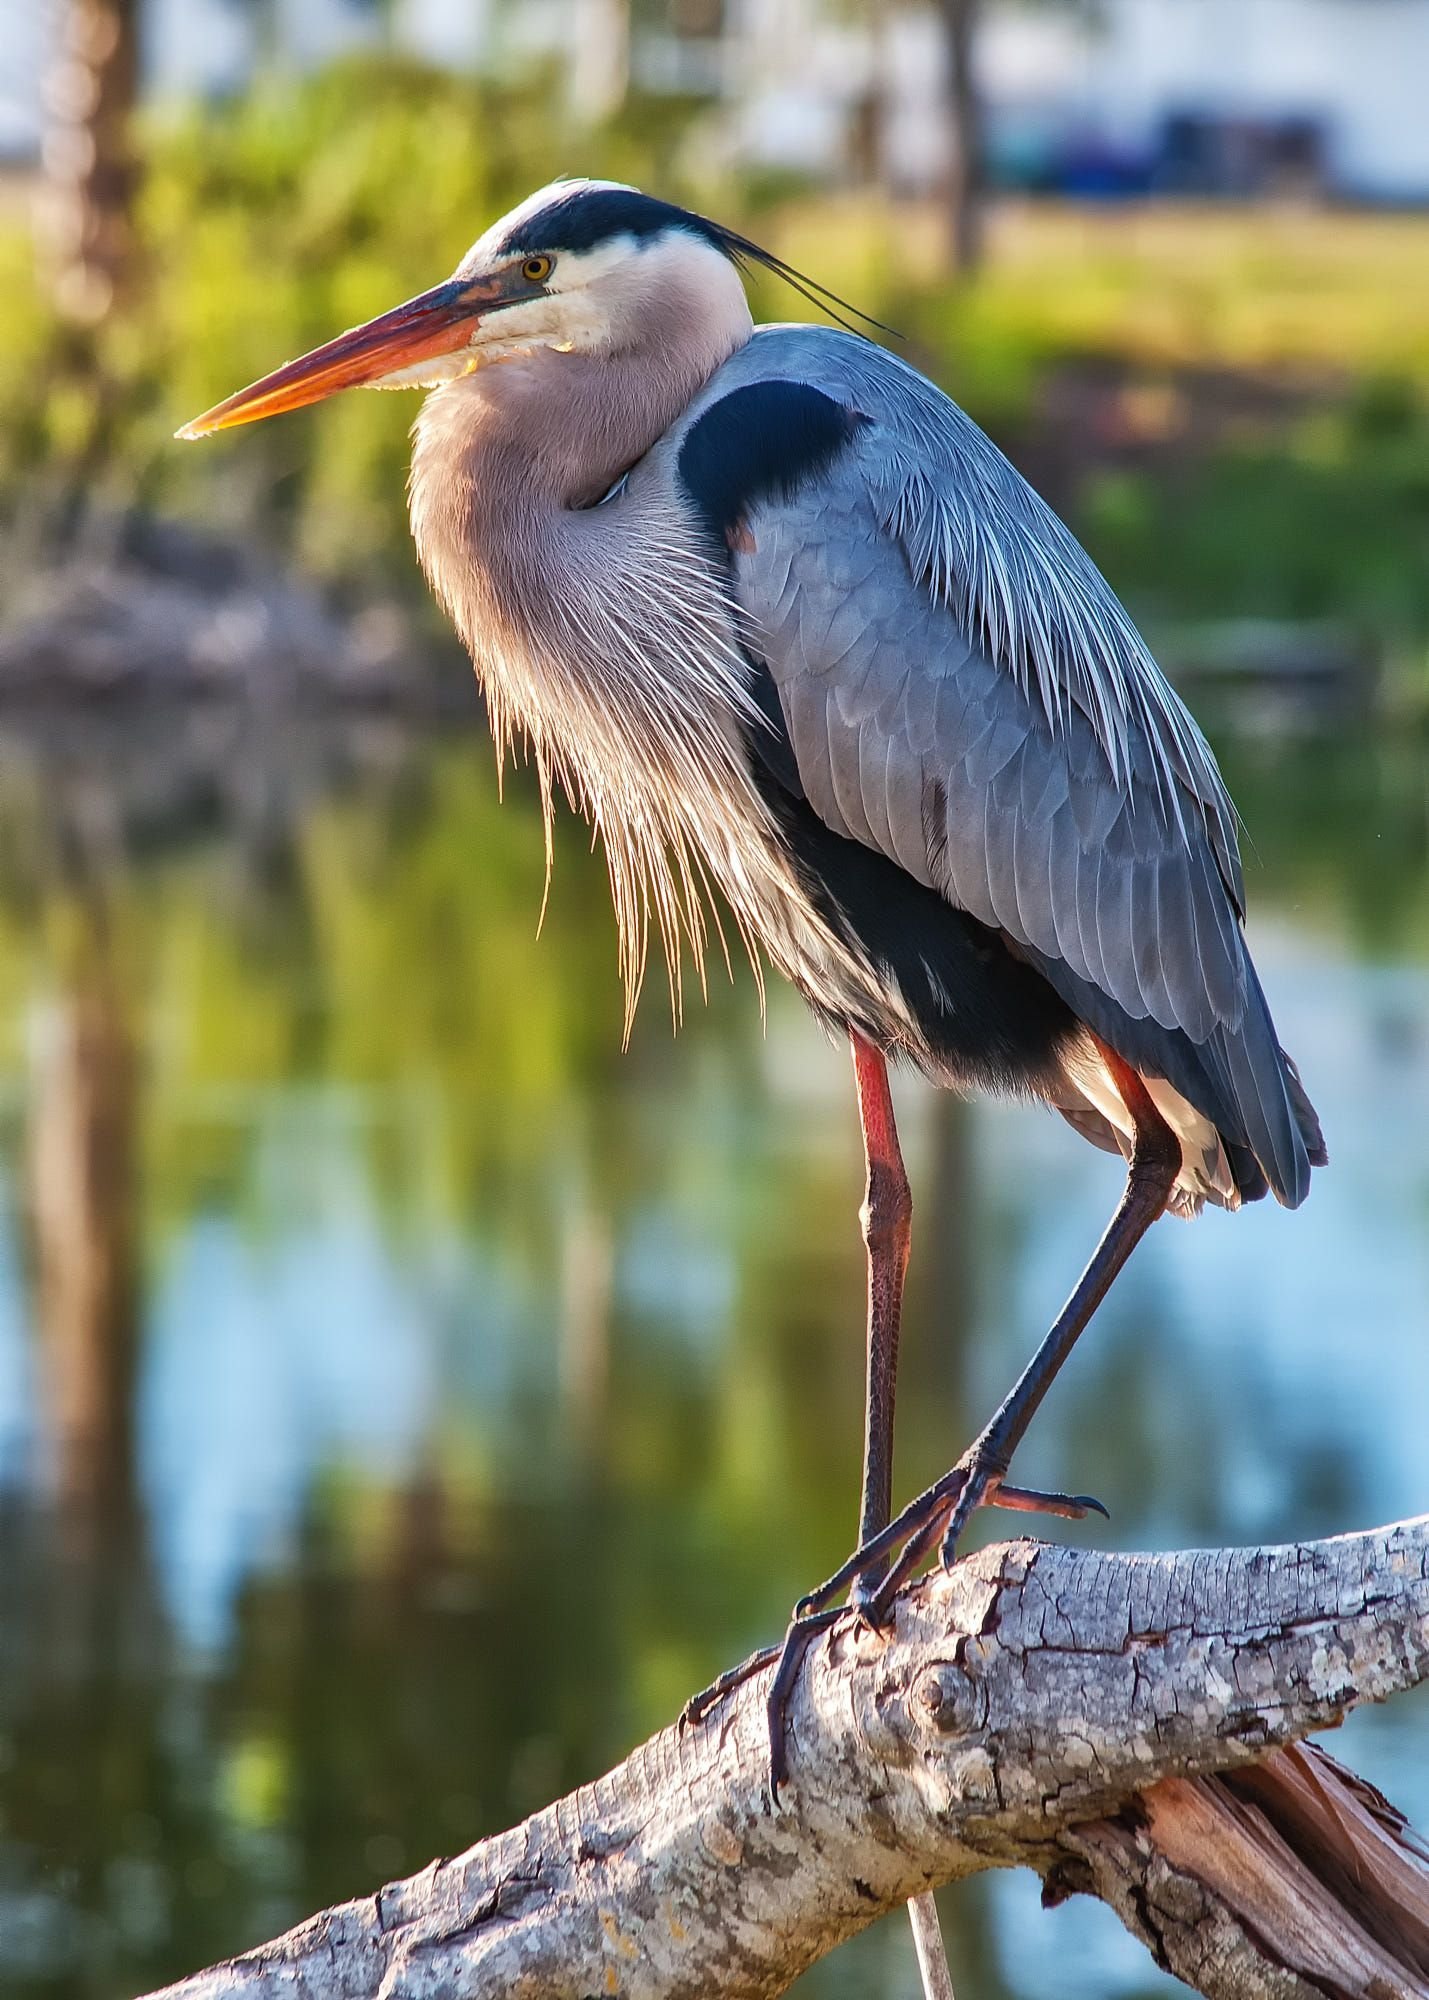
[690, 333, 1322, 1205]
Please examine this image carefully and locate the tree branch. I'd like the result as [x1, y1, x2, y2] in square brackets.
[142, 1518, 1429, 2000]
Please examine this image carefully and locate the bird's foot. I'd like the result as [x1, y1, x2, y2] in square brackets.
[758, 1448, 1106, 1799]
[680, 1447, 1104, 1797]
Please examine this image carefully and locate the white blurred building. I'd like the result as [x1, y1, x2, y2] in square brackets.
[6, 0, 1429, 202]
[997, 0, 1429, 201]
[720, 0, 1429, 201]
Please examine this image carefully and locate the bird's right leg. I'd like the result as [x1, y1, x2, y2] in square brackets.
[681, 1045, 1104, 1742]
[849, 1033, 912, 1598]
[761, 1050, 1177, 1792]
[848, 1039, 1086, 1575]
[847, 1040, 960, 2000]
[680, 1034, 909, 1726]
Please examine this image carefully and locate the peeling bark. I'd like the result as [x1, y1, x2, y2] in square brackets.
[142, 1518, 1429, 2000]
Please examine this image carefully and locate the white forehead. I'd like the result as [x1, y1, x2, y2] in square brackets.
[457, 178, 638, 276]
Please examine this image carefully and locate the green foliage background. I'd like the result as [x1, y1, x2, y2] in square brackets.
[2, 55, 1427, 697]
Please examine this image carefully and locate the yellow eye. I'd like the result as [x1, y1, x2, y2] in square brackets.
[521, 255, 553, 284]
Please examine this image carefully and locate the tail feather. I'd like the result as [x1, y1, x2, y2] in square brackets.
[1284, 1049, 1328, 1168]
[1034, 936, 1323, 1211]
[1211, 950, 1321, 1207]
[1222, 1138, 1270, 1207]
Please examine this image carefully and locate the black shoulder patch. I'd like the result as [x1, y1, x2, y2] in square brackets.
[677, 382, 868, 550]
[502, 189, 727, 258]
[679, 383, 866, 806]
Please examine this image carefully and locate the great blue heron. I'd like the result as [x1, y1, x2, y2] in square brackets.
[179, 180, 1325, 1801]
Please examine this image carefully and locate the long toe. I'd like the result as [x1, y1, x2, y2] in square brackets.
[933, 1444, 1094, 1565]
[681, 1640, 782, 1730]
[991, 1480, 1109, 1520]
[761, 1453, 1106, 1785]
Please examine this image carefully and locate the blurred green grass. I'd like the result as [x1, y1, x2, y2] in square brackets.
[4, 57, 1428, 703]
[777, 194, 1429, 384]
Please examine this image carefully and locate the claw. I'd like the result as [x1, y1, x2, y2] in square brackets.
[764, 1446, 1107, 1780]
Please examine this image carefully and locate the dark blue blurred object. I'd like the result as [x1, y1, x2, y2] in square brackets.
[1155, 110, 1327, 198]
[987, 107, 1328, 202]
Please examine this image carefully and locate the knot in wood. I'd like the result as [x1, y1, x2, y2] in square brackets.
[913, 1664, 979, 1735]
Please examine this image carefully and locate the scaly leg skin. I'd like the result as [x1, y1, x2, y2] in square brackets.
[849, 1036, 912, 1579]
[763, 1044, 1047, 2000]
[677, 1469, 1102, 1734]
[761, 1467, 1106, 1794]
[680, 1640, 781, 1730]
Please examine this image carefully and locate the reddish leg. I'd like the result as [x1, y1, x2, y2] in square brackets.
[921, 1047, 1180, 1575]
[679, 1041, 914, 1730]
[850, 1035, 912, 1576]
[851, 1040, 958, 2000]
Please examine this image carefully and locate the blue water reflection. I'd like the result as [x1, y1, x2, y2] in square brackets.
[143, 1201, 445, 1654]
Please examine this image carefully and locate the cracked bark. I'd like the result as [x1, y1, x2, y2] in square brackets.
[142, 1517, 1429, 2000]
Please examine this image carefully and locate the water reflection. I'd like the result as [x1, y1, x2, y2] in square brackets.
[0, 717, 1423, 1999]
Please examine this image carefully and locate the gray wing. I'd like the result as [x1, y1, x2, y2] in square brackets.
[705, 331, 1316, 1204]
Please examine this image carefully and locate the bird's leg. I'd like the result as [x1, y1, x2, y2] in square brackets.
[764, 1044, 1093, 1787]
[847, 1042, 959, 2000]
[849, 1035, 912, 1600]
[689, 1047, 1172, 1797]
[683, 1039, 911, 1735]
[679, 1641, 783, 1729]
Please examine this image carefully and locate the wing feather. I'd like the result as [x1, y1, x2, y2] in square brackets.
[860, 726, 898, 860]
[823, 681, 876, 847]
[1128, 852, 1176, 1024]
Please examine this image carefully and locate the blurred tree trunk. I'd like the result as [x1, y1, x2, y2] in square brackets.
[28, 900, 139, 1556]
[558, 1199, 613, 1464]
[937, 0, 984, 274]
[40, 0, 142, 324]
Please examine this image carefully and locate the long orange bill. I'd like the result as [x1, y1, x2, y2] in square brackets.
[176, 272, 513, 439]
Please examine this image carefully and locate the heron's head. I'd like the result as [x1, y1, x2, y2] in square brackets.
[177, 181, 769, 439]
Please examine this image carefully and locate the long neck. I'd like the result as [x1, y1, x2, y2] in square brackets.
[404, 290, 868, 1043]
[408, 261, 752, 636]
[406, 308, 773, 1017]
[410, 344, 684, 594]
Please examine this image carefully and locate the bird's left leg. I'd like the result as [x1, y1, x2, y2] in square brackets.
[747, 1042, 915, 1749]
[847, 1038, 1086, 1590]
[794, 1053, 1178, 1630]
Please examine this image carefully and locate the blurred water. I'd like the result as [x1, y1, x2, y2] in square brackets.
[0, 718, 1423, 1999]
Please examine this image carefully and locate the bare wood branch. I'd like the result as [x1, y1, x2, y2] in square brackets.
[142, 1518, 1429, 2000]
